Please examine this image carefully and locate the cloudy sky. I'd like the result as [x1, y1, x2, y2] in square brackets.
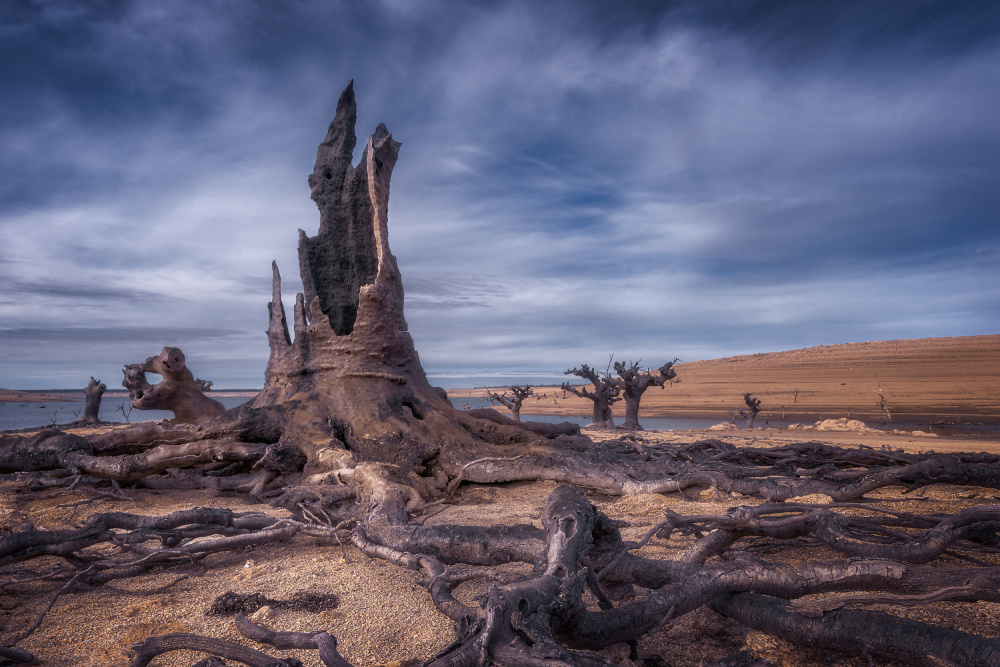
[1, 0, 998, 390]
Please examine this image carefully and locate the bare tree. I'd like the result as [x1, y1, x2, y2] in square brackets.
[482, 385, 545, 422]
[740, 392, 762, 428]
[792, 387, 801, 403]
[613, 358, 678, 430]
[562, 363, 620, 428]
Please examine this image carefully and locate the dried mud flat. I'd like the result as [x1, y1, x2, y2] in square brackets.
[2, 425, 1000, 667]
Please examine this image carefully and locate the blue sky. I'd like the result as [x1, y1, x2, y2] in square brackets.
[1, 0, 998, 390]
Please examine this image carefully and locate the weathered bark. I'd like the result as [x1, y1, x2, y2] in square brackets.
[613, 359, 677, 430]
[253, 80, 417, 409]
[235, 615, 352, 667]
[248, 80, 538, 469]
[122, 347, 225, 424]
[422, 486, 613, 667]
[0, 507, 291, 573]
[362, 485, 1000, 666]
[128, 614, 353, 667]
[711, 593, 1000, 666]
[563, 365, 621, 428]
[129, 632, 295, 667]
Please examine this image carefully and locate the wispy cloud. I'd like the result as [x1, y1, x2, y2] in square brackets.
[1, 0, 998, 388]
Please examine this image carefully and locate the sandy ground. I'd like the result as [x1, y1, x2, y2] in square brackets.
[450, 334, 1000, 425]
[2, 424, 1000, 667]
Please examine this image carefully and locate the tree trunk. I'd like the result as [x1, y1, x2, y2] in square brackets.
[600, 400, 615, 428]
[81, 376, 106, 424]
[622, 394, 642, 430]
[251, 81, 534, 466]
[613, 361, 675, 430]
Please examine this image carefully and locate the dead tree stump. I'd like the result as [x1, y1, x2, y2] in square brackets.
[250, 80, 535, 466]
[77, 376, 106, 424]
[122, 347, 225, 424]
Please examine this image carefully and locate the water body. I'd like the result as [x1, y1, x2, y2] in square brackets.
[2, 395, 722, 433]
[448, 397, 722, 431]
[0, 395, 254, 432]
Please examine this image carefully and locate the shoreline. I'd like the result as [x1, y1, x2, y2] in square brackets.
[451, 391, 1000, 426]
[0, 389, 260, 403]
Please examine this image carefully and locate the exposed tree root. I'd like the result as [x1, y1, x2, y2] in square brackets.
[42, 480, 991, 666]
[4, 421, 1000, 664]
[711, 593, 1000, 666]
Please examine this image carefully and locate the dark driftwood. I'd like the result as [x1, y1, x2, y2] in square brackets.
[0, 645, 38, 664]
[236, 615, 353, 667]
[712, 593, 1000, 666]
[128, 632, 293, 667]
[122, 347, 225, 424]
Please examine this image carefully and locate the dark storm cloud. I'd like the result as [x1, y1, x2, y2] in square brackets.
[658, 0, 1000, 64]
[1, 0, 998, 388]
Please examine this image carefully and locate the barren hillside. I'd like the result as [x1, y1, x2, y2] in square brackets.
[453, 335, 1000, 425]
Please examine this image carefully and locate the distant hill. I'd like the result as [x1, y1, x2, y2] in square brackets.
[0, 389, 77, 403]
[452, 335, 1000, 425]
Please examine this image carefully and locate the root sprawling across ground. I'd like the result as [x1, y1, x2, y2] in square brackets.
[2, 424, 1000, 666]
